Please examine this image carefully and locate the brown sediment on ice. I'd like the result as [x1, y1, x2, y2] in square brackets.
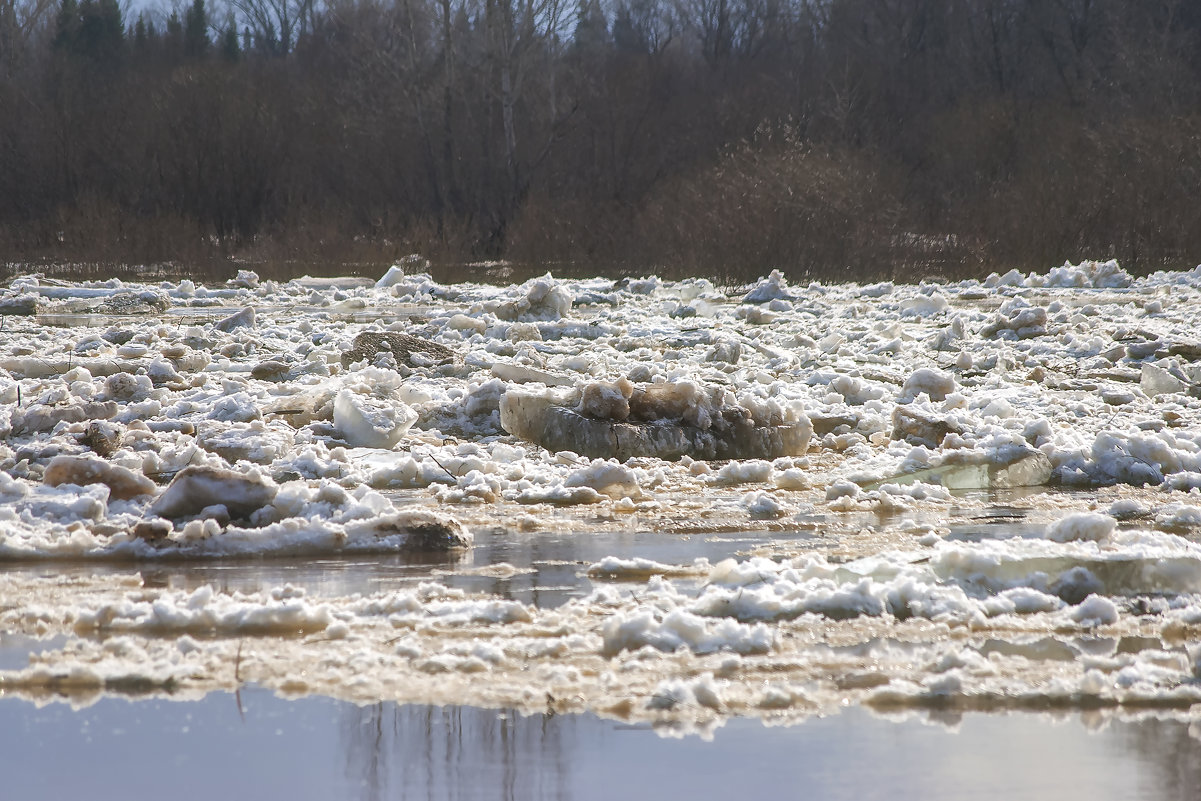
[500, 387, 813, 461]
[341, 331, 458, 367]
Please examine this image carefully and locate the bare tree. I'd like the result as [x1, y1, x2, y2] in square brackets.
[230, 0, 319, 54]
[483, 0, 574, 201]
[1, 0, 55, 71]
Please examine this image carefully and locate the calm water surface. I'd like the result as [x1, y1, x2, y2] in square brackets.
[1, 688, 1196, 801]
[0, 523, 825, 607]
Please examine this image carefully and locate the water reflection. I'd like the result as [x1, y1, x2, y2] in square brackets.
[342, 704, 574, 801]
[0, 632, 68, 671]
[0, 258, 612, 287]
[0, 524, 809, 609]
[2, 689, 1199, 801]
[1124, 719, 1201, 801]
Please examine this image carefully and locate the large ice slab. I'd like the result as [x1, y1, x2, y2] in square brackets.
[500, 390, 812, 461]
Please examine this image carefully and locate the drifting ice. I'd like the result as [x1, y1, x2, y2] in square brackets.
[333, 389, 418, 449]
[858, 449, 1053, 491]
[500, 382, 813, 461]
[11, 260, 1201, 726]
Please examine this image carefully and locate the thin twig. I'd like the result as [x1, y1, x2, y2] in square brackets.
[425, 449, 458, 481]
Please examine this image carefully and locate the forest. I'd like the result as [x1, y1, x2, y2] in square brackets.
[2, 0, 1200, 282]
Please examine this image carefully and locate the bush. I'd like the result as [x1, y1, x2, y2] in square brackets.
[631, 127, 905, 285]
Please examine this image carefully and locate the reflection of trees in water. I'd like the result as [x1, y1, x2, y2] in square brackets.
[341, 703, 573, 801]
[139, 550, 470, 599]
[1121, 718, 1201, 801]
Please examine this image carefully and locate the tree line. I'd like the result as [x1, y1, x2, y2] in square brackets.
[2, 0, 1201, 282]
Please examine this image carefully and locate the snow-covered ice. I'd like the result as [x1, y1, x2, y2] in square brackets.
[6, 259, 1201, 729]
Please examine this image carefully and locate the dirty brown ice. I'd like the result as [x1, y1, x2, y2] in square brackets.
[341, 331, 458, 368]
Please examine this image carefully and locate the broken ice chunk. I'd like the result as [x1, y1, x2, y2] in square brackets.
[149, 465, 278, 521]
[0, 292, 40, 315]
[900, 367, 956, 402]
[333, 389, 418, 449]
[229, 269, 260, 289]
[576, 378, 633, 420]
[10, 401, 118, 435]
[1043, 258, 1132, 288]
[375, 263, 407, 288]
[1045, 512, 1116, 543]
[743, 490, 789, 519]
[361, 509, 472, 550]
[102, 372, 153, 402]
[500, 388, 811, 461]
[99, 290, 170, 314]
[858, 449, 1052, 492]
[214, 306, 256, 332]
[490, 362, 576, 387]
[742, 270, 795, 304]
[891, 405, 965, 447]
[980, 301, 1048, 339]
[1141, 363, 1192, 398]
[485, 274, 573, 320]
[251, 360, 292, 382]
[340, 331, 457, 368]
[43, 455, 156, 500]
[78, 421, 123, 457]
[564, 459, 640, 498]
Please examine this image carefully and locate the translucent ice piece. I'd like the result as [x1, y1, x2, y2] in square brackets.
[1140, 363, 1187, 397]
[858, 450, 1052, 492]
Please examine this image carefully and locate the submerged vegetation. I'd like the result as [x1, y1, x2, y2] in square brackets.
[2, 0, 1201, 281]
